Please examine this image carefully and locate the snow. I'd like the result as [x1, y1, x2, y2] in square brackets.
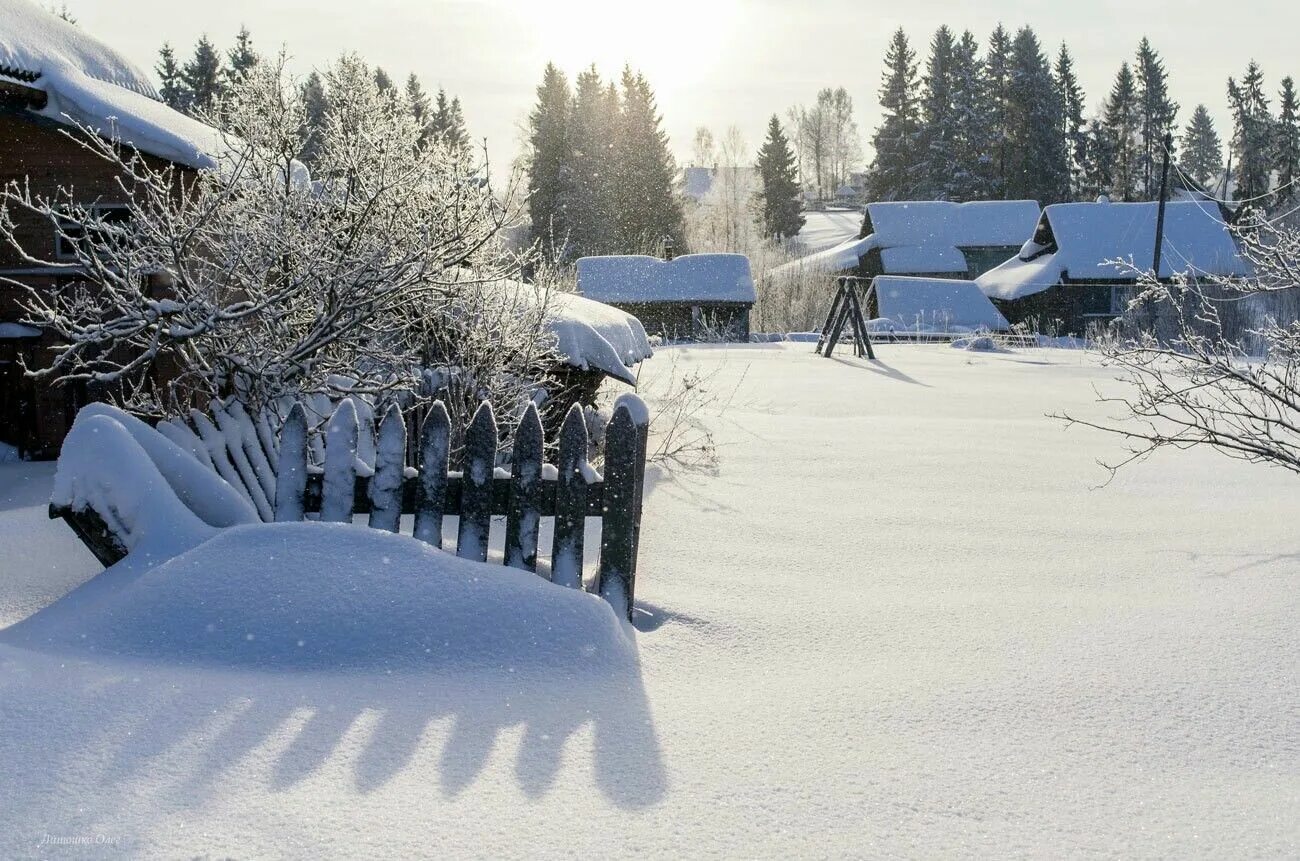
[577, 254, 757, 304]
[872, 276, 1010, 332]
[0, 322, 41, 338]
[794, 208, 862, 252]
[770, 200, 1041, 281]
[1, 343, 1298, 856]
[0, 0, 224, 170]
[978, 200, 1251, 301]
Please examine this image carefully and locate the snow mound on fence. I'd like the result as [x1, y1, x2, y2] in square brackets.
[6, 521, 632, 671]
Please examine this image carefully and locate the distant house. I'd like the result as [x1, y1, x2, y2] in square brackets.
[976, 200, 1250, 335]
[770, 200, 1042, 285]
[0, 0, 228, 456]
[576, 254, 756, 341]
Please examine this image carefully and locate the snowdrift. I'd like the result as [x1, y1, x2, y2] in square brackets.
[4, 521, 632, 671]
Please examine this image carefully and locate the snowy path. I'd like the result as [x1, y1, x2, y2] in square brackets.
[1, 343, 1297, 858]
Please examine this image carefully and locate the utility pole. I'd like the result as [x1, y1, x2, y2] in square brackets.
[1152, 132, 1173, 277]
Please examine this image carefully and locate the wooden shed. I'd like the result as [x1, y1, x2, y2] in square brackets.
[576, 253, 756, 342]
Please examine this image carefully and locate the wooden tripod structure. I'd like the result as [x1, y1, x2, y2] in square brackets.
[815, 276, 876, 360]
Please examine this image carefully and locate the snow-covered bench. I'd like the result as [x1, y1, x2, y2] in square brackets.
[50, 395, 650, 619]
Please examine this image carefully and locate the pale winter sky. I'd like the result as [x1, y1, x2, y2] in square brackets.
[71, 0, 1299, 175]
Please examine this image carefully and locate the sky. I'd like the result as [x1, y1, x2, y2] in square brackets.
[68, 0, 1300, 175]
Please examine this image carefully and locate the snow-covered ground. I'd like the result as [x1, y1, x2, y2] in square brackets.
[2, 342, 1298, 858]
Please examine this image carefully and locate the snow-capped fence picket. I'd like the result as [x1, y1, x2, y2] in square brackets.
[50, 395, 651, 620]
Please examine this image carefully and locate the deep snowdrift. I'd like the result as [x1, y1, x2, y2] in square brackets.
[5, 521, 631, 671]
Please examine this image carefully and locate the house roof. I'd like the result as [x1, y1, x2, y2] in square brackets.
[0, 0, 223, 169]
[769, 200, 1041, 281]
[976, 200, 1250, 301]
[576, 254, 756, 305]
[872, 276, 1010, 332]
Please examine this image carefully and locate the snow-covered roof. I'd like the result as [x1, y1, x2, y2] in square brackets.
[769, 200, 1040, 281]
[872, 276, 1010, 332]
[795, 208, 861, 253]
[977, 200, 1250, 301]
[0, 322, 41, 338]
[576, 254, 756, 305]
[0, 0, 223, 169]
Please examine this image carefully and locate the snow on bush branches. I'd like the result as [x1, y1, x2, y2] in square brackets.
[0, 53, 558, 422]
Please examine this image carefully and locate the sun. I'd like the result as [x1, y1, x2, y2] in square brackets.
[516, 0, 741, 89]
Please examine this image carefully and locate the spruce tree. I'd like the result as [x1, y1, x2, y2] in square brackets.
[949, 30, 994, 201]
[1005, 27, 1067, 203]
[1082, 118, 1115, 200]
[566, 66, 618, 255]
[430, 89, 470, 152]
[918, 26, 960, 199]
[406, 74, 432, 149]
[226, 26, 258, 86]
[1103, 62, 1141, 200]
[526, 63, 572, 257]
[983, 24, 1014, 197]
[867, 28, 921, 201]
[1054, 43, 1088, 199]
[300, 71, 329, 166]
[1228, 62, 1273, 203]
[612, 67, 683, 252]
[373, 67, 395, 98]
[1179, 104, 1224, 190]
[1274, 77, 1299, 211]
[1135, 38, 1178, 199]
[156, 43, 187, 111]
[755, 115, 804, 239]
[181, 36, 225, 117]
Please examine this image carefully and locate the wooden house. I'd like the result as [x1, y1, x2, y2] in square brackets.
[975, 200, 1250, 336]
[576, 253, 756, 342]
[0, 0, 224, 456]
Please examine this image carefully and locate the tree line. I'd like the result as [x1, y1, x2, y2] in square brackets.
[866, 25, 1299, 213]
[153, 29, 471, 165]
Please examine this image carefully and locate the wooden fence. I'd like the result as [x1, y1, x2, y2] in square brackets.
[52, 395, 650, 620]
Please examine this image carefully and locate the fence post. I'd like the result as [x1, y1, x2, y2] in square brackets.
[457, 401, 496, 562]
[504, 402, 544, 573]
[597, 404, 638, 620]
[413, 401, 450, 548]
[551, 403, 588, 589]
[614, 393, 650, 582]
[321, 399, 359, 523]
[368, 403, 406, 533]
[274, 402, 309, 522]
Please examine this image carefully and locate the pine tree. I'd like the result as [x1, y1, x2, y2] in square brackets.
[406, 74, 432, 149]
[755, 115, 804, 239]
[1005, 27, 1068, 203]
[1054, 43, 1088, 199]
[984, 24, 1014, 197]
[565, 67, 618, 255]
[1274, 77, 1299, 211]
[226, 26, 258, 86]
[299, 71, 329, 166]
[1179, 104, 1224, 189]
[949, 30, 994, 201]
[527, 63, 572, 257]
[156, 43, 187, 111]
[430, 89, 470, 152]
[181, 36, 225, 117]
[918, 26, 960, 199]
[1103, 62, 1141, 200]
[867, 28, 921, 201]
[1228, 61, 1273, 204]
[1134, 38, 1179, 199]
[612, 67, 683, 252]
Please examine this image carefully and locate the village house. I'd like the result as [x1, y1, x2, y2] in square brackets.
[976, 200, 1250, 335]
[576, 253, 756, 342]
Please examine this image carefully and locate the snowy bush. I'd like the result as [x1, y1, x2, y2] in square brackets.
[0, 52, 558, 425]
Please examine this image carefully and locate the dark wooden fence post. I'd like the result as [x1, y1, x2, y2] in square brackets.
[274, 402, 308, 522]
[368, 403, 406, 533]
[457, 401, 496, 562]
[321, 399, 359, 523]
[614, 393, 650, 584]
[597, 404, 638, 620]
[551, 403, 588, 589]
[504, 402, 544, 573]
[413, 401, 450, 548]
